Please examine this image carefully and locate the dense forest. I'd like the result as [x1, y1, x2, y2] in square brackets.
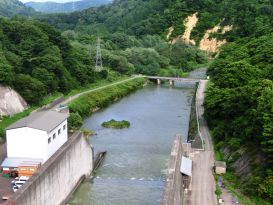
[38, 0, 212, 76]
[0, 0, 208, 107]
[203, 1, 273, 202]
[41, 0, 272, 43]
[205, 34, 273, 201]
[0, 17, 102, 104]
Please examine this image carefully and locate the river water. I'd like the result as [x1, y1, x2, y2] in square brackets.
[69, 69, 206, 205]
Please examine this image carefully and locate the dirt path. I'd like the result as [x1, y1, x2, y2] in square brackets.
[184, 80, 218, 205]
[53, 75, 142, 109]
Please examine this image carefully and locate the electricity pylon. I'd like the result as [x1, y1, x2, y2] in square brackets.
[95, 38, 103, 72]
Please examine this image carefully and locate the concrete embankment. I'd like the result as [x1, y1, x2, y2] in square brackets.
[188, 81, 204, 150]
[161, 135, 184, 205]
[6, 132, 93, 205]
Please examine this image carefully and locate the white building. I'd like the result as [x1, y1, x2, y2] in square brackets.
[5, 110, 69, 163]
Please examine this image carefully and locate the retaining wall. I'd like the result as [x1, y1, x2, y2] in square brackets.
[161, 135, 184, 205]
[6, 131, 93, 205]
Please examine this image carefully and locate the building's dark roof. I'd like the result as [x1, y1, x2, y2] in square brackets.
[7, 111, 69, 132]
[215, 161, 227, 168]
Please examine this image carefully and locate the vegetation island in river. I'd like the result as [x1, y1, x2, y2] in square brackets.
[102, 119, 130, 129]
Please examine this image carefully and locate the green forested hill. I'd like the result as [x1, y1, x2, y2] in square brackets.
[37, 0, 212, 77]
[37, 0, 273, 81]
[205, 34, 273, 202]
[0, 17, 99, 104]
[203, 3, 273, 203]
[0, 0, 36, 17]
[42, 0, 273, 42]
[25, 0, 112, 14]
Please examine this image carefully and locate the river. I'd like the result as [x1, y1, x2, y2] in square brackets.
[69, 69, 206, 205]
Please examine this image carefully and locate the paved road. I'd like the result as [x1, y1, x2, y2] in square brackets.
[184, 80, 218, 205]
[53, 76, 142, 109]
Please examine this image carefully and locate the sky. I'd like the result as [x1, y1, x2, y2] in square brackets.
[19, 0, 81, 3]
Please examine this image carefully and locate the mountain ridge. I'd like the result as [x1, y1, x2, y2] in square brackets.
[25, 0, 113, 13]
[0, 0, 36, 17]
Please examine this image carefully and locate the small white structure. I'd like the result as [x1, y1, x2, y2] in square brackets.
[214, 161, 227, 174]
[5, 110, 69, 163]
[180, 156, 192, 190]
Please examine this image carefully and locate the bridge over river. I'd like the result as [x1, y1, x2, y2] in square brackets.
[147, 76, 201, 85]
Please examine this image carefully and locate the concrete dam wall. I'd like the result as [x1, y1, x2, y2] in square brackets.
[161, 135, 184, 205]
[6, 132, 93, 205]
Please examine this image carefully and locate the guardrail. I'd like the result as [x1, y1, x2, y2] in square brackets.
[195, 80, 205, 151]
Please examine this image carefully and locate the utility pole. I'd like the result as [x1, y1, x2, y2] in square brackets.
[95, 38, 103, 72]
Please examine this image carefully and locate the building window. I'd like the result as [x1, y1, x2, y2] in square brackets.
[53, 133, 56, 140]
[48, 137, 51, 144]
[63, 124, 66, 130]
[58, 129, 61, 135]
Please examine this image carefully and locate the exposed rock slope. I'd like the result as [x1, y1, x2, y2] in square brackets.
[0, 86, 28, 116]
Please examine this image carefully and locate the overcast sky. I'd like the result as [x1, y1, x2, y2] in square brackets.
[20, 0, 80, 3]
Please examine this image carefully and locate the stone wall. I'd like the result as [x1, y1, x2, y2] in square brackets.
[6, 131, 93, 205]
[161, 135, 184, 205]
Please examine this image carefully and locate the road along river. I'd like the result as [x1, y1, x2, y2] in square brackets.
[69, 69, 206, 205]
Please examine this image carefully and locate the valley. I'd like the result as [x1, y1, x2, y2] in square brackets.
[0, 0, 272, 204]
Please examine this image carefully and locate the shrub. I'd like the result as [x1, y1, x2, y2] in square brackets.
[68, 112, 83, 130]
[69, 78, 146, 117]
[102, 119, 130, 129]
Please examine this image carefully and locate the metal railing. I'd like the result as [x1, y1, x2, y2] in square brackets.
[195, 80, 205, 151]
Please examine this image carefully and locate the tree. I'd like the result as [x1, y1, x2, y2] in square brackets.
[0, 48, 14, 85]
[258, 170, 273, 201]
[123, 47, 161, 75]
[32, 67, 56, 91]
[213, 61, 262, 88]
[68, 112, 83, 130]
[14, 74, 46, 104]
[258, 87, 273, 157]
[0, 62, 14, 85]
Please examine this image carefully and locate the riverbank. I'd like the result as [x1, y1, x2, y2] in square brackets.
[69, 77, 146, 118]
[0, 74, 130, 142]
